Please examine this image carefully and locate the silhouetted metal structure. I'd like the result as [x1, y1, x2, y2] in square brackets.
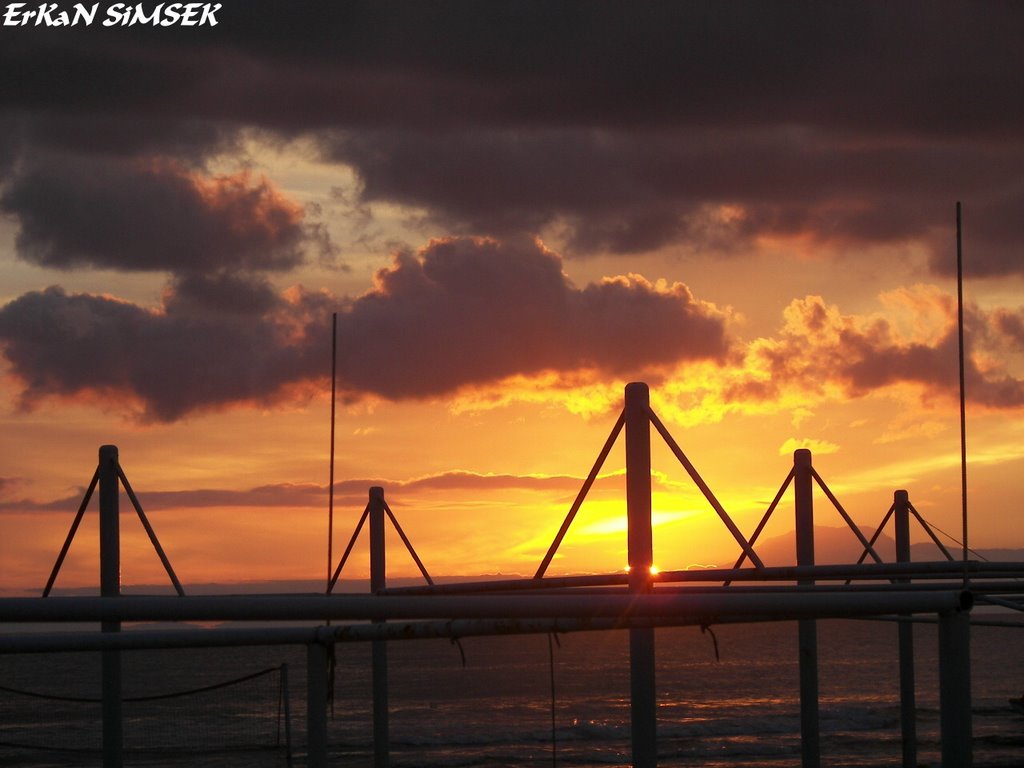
[5, 383, 1024, 767]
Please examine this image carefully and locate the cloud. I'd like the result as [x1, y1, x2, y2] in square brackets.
[992, 308, 1024, 347]
[1, 158, 329, 274]
[0, 464, 705, 518]
[334, 237, 731, 399]
[0, 237, 730, 419]
[1, 3, 1022, 269]
[0, 282, 331, 421]
[738, 292, 1024, 410]
[779, 438, 840, 457]
[0, 476, 18, 497]
[325, 125, 1024, 262]
[0, 468, 638, 515]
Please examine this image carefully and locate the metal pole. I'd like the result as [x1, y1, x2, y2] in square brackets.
[306, 642, 328, 768]
[625, 382, 657, 768]
[794, 448, 820, 768]
[894, 490, 917, 768]
[370, 487, 390, 768]
[281, 663, 294, 767]
[955, 201, 969, 587]
[938, 608, 972, 767]
[99, 445, 123, 768]
[328, 311, 337, 590]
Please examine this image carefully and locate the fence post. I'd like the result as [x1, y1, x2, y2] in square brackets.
[280, 663, 294, 767]
[939, 609, 972, 767]
[894, 490, 917, 768]
[370, 486, 390, 768]
[307, 642, 328, 768]
[625, 382, 657, 768]
[99, 445, 123, 768]
[794, 448, 820, 768]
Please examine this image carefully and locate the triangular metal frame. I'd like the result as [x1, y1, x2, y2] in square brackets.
[42, 460, 185, 597]
[533, 402, 765, 579]
[731, 462, 892, 572]
[327, 491, 433, 594]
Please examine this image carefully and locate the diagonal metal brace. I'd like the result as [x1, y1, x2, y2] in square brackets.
[725, 468, 793, 584]
[811, 467, 884, 564]
[648, 407, 764, 569]
[382, 500, 433, 586]
[43, 466, 100, 597]
[534, 410, 625, 579]
[328, 502, 370, 593]
[116, 465, 185, 596]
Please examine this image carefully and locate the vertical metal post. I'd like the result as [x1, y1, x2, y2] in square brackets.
[894, 490, 917, 768]
[794, 448, 820, 768]
[370, 486, 390, 768]
[624, 382, 657, 768]
[306, 642, 328, 768]
[938, 609, 972, 768]
[99, 445, 123, 768]
[281, 663, 294, 767]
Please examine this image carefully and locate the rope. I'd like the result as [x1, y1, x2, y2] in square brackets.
[450, 634, 467, 667]
[701, 624, 720, 661]
[916, 514, 992, 563]
[0, 664, 283, 703]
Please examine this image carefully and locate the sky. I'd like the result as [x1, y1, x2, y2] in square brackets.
[1, 1, 1023, 594]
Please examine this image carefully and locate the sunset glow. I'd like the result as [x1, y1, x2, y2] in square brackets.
[1, 3, 1023, 596]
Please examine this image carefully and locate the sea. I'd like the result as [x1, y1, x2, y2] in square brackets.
[1, 617, 1022, 767]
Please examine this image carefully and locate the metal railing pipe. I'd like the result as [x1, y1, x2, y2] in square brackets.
[625, 382, 657, 768]
[895, 490, 917, 768]
[370, 487, 390, 768]
[385, 560, 1024, 596]
[794, 449, 819, 768]
[307, 641, 328, 768]
[0, 590, 972, 624]
[99, 445, 123, 768]
[938, 609, 972, 767]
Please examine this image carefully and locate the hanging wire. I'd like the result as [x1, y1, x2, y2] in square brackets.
[548, 632, 561, 767]
[915, 513, 991, 563]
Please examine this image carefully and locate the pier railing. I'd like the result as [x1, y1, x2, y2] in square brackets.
[3, 383, 1023, 768]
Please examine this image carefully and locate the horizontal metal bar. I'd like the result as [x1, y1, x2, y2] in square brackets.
[0, 589, 971, 625]
[978, 594, 1024, 612]
[526, 582, 1024, 597]
[385, 561, 1024, 595]
[0, 598, 992, 655]
[0, 615, 731, 654]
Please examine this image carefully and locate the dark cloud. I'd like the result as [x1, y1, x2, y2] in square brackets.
[1, 157, 323, 274]
[335, 237, 730, 398]
[326, 128, 1024, 258]
[0, 237, 729, 419]
[927, 190, 1024, 278]
[992, 309, 1024, 347]
[1, 3, 1021, 266]
[164, 272, 283, 317]
[7, 2, 1005, 138]
[0, 284, 329, 421]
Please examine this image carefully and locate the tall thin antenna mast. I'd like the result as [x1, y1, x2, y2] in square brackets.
[327, 312, 338, 591]
[955, 202, 968, 583]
